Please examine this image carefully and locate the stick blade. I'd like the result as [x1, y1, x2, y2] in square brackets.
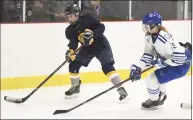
[53, 110, 70, 115]
[4, 96, 23, 104]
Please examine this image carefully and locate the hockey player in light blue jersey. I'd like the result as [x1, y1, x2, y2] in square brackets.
[129, 11, 192, 109]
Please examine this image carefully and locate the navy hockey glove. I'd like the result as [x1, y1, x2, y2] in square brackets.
[65, 49, 76, 63]
[83, 29, 94, 46]
[129, 64, 142, 82]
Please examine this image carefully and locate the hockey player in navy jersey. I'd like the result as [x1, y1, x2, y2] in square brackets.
[129, 11, 192, 109]
[63, 4, 128, 101]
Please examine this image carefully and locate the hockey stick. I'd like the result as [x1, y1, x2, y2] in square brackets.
[53, 65, 154, 115]
[4, 45, 83, 104]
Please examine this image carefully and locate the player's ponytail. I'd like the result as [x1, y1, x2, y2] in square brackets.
[158, 26, 168, 32]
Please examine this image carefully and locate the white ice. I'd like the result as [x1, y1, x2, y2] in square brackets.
[1, 76, 192, 119]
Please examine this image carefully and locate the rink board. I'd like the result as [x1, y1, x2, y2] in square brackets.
[1, 21, 191, 90]
[1, 68, 191, 90]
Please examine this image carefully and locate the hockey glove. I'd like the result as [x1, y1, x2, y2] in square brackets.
[185, 49, 192, 62]
[65, 49, 76, 63]
[129, 64, 142, 82]
[83, 29, 94, 46]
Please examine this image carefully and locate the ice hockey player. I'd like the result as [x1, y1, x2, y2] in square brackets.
[128, 11, 192, 109]
[63, 4, 128, 101]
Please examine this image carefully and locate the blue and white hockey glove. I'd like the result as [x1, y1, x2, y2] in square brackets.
[185, 49, 192, 62]
[129, 64, 142, 82]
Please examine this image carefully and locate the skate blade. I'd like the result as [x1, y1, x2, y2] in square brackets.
[65, 94, 79, 99]
[118, 96, 130, 104]
[141, 106, 161, 110]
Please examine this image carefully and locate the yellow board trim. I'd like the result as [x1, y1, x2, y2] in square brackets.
[1, 68, 191, 90]
[106, 71, 117, 77]
[69, 72, 79, 76]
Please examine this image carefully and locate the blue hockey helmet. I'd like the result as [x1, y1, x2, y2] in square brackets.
[142, 11, 162, 34]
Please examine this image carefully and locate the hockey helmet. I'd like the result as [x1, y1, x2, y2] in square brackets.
[64, 4, 80, 24]
[142, 11, 162, 34]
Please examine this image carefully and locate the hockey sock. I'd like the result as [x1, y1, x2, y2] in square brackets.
[146, 72, 160, 101]
[107, 71, 121, 87]
[69, 72, 80, 86]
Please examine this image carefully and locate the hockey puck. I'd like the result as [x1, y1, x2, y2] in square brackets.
[180, 103, 183, 108]
[180, 103, 191, 109]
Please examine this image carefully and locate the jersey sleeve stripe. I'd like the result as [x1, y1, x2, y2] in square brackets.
[172, 59, 186, 64]
[171, 60, 184, 65]
[140, 58, 151, 63]
[140, 58, 153, 64]
[140, 59, 148, 63]
[173, 52, 185, 54]
[143, 55, 153, 59]
[158, 34, 167, 42]
[140, 59, 151, 64]
[157, 36, 166, 44]
[140, 53, 154, 64]
[143, 56, 153, 61]
[172, 54, 186, 57]
[172, 56, 187, 60]
[144, 53, 154, 58]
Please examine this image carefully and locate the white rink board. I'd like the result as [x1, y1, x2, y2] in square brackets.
[1, 21, 191, 78]
[1, 76, 191, 119]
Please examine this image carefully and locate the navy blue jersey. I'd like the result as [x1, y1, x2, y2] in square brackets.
[65, 14, 108, 54]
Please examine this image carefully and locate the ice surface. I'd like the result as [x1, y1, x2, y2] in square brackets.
[1, 77, 191, 119]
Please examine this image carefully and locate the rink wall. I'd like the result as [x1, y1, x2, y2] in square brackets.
[1, 20, 191, 90]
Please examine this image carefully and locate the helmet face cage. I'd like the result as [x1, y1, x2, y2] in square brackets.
[142, 24, 158, 34]
[65, 12, 79, 22]
[64, 4, 80, 24]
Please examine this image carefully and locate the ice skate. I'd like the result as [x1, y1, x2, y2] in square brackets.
[117, 87, 128, 101]
[159, 92, 167, 105]
[65, 80, 81, 99]
[141, 92, 167, 110]
[141, 98, 161, 110]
